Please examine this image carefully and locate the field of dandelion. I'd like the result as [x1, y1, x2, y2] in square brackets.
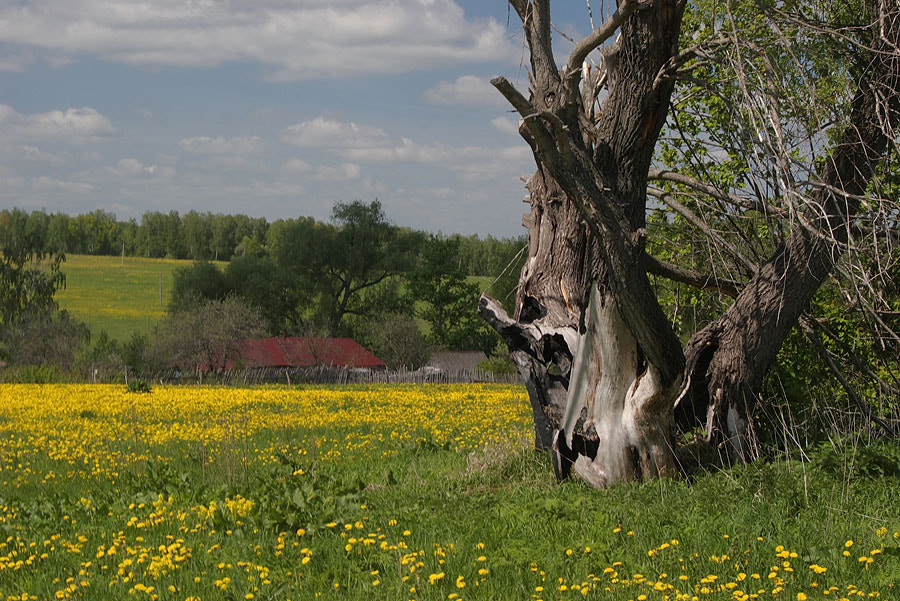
[0, 383, 897, 601]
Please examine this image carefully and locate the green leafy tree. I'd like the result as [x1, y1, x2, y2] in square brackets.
[0, 209, 67, 330]
[268, 201, 419, 334]
[182, 210, 213, 261]
[168, 261, 229, 314]
[225, 254, 308, 333]
[409, 236, 496, 353]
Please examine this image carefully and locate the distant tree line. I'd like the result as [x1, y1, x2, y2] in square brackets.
[0, 203, 526, 377]
[1, 206, 523, 276]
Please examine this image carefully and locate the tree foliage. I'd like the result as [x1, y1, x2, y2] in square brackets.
[408, 236, 497, 354]
[0, 208, 67, 330]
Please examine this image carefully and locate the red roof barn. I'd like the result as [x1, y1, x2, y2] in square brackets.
[225, 337, 385, 370]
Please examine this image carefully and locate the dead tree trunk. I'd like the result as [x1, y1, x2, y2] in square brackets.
[481, 0, 686, 486]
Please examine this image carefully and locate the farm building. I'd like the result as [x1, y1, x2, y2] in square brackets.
[224, 336, 386, 371]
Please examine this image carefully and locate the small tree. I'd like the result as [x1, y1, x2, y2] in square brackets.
[152, 296, 267, 379]
[0, 208, 66, 330]
[361, 313, 430, 370]
[1, 310, 89, 371]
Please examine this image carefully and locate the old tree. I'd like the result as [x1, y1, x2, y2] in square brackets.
[480, 0, 900, 486]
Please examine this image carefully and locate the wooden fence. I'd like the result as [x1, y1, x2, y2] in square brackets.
[149, 366, 522, 387]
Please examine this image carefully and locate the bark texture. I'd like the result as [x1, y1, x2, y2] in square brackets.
[481, 0, 687, 485]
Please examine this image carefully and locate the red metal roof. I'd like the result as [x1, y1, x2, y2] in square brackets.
[227, 337, 385, 369]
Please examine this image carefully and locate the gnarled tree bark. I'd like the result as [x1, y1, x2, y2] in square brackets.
[480, 0, 686, 485]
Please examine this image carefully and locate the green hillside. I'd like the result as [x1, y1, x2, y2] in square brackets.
[54, 254, 215, 341]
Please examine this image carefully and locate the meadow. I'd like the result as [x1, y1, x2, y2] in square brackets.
[0, 383, 897, 601]
[51, 254, 497, 344]
[53, 255, 216, 342]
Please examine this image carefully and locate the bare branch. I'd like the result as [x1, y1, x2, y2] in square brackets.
[647, 186, 758, 274]
[564, 0, 641, 103]
[644, 253, 741, 298]
[653, 36, 730, 90]
[648, 169, 782, 215]
[491, 76, 564, 164]
[491, 76, 534, 117]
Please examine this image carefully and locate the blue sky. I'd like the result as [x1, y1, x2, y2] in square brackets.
[1, 1, 596, 237]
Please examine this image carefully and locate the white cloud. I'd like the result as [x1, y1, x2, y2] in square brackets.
[0, 175, 26, 188]
[0, 104, 115, 142]
[282, 158, 312, 173]
[115, 157, 174, 178]
[423, 75, 506, 107]
[282, 117, 390, 149]
[0, 51, 35, 72]
[0, 1, 516, 79]
[315, 163, 361, 181]
[491, 116, 519, 135]
[20, 145, 67, 163]
[178, 136, 265, 155]
[280, 156, 359, 181]
[32, 175, 94, 193]
[284, 115, 532, 183]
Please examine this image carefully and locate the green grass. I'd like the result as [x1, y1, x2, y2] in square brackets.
[0, 383, 897, 600]
[51, 255, 501, 344]
[54, 254, 219, 341]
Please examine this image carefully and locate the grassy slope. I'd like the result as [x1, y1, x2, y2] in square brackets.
[54, 255, 218, 341]
[53, 254, 494, 342]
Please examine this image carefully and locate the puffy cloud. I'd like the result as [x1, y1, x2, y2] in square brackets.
[20, 145, 67, 163]
[282, 158, 313, 173]
[280, 157, 359, 181]
[422, 75, 506, 107]
[314, 162, 361, 181]
[0, 104, 115, 142]
[284, 114, 532, 182]
[115, 157, 174, 178]
[32, 175, 94, 193]
[0, 0, 516, 79]
[491, 116, 519, 135]
[0, 51, 35, 72]
[178, 136, 265, 155]
[282, 117, 390, 149]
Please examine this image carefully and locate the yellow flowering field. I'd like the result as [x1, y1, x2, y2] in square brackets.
[0, 383, 897, 601]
